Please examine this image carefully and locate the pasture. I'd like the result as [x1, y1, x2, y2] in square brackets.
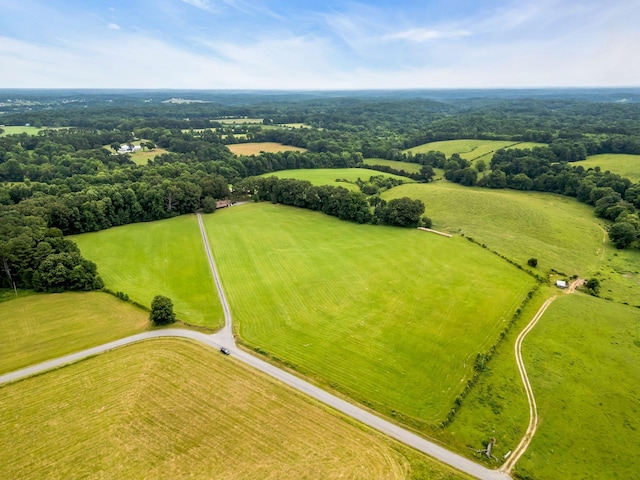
[364, 158, 422, 173]
[0, 125, 44, 136]
[261, 167, 413, 190]
[383, 183, 604, 276]
[0, 338, 470, 480]
[227, 142, 308, 155]
[516, 294, 640, 479]
[573, 153, 640, 182]
[203, 203, 534, 427]
[72, 215, 222, 329]
[0, 292, 149, 374]
[404, 140, 545, 162]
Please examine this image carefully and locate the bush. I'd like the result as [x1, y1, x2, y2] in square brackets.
[527, 257, 538, 268]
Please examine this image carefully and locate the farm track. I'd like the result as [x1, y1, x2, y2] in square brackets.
[501, 278, 582, 473]
[0, 212, 512, 480]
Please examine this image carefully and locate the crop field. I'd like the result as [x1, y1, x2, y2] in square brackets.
[516, 294, 640, 479]
[72, 215, 222, 329]
[404, 140, 545, 162]
[0, 292, 149, 374]
[573, 153, 640, 182]
[383, 183, 604, 276]
[227, 142, 308, 155]
[261, 167, 413, 190]
[203, 203, 534, 426]
[0, 338, 470, 480]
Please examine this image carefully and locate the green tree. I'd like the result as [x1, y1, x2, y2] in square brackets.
[527, 258, 538, 268]
[609, 222, 636, 249]
[150, 295, 176, 325]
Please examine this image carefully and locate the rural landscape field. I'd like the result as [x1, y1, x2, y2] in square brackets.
[2, 82, 640, 480]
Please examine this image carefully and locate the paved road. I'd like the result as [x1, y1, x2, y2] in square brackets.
[1, 213, 511, 480]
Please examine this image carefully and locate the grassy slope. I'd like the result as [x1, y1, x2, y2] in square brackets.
[404, 140, 546, 162]
[384, 182, 640, 305]
[262, 167, 415, 191]
[228, 142, 308, 155]
[0, 292, 149, 374]
[203, 203, 534, 426]
[72, 215, 222, 329]
[516, 294, 640, 479]
[0, 338, 470, 480]
[384, 183, 603, 276]
[573, 153, 640, 182]
[364, 158, 423, 173]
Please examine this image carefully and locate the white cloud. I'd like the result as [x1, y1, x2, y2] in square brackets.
[385, 28, 471, 42]
[107, 23, 120, 30]
[181, 0, 217, 13]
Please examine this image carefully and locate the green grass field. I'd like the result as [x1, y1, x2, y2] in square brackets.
[0, 125, 44, 136]
[364, 158, 422, 173]
[0, 292, 149, 374]
[203, 203, 534, 426]
[261, 168, 415, 191]
[573, 153, 640, 182]
[383, 183, 604, 276]
[515, 294, 640, 479]
[72, 215, 222, 329]
[404, 140, 545, 162]
[0, 338, 470, 480]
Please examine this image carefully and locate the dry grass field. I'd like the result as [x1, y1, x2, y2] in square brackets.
[0, 338, 469, 480]
[227, 142, 308, 155]
[0, 292, 149, 374]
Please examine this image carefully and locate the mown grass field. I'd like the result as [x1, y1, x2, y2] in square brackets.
[261, 167, 414, 191]
[0, 338, 470, 480]
[383, 183, 604, 276]
[0, 292, 149, 374]
[404, 140, 545, 162]
[516, 294, 640, 479]
[364, 158, 422, 173]
[203, 203, 534, 426]
[0, 125, 44, 136]
[573, 153, 640, 182]
[227, 142, 308, 155]
[72, 215, 222, 329]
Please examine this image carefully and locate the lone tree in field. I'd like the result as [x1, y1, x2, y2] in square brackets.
[527, 258, 538, 268]
[150, 295, 176, 325]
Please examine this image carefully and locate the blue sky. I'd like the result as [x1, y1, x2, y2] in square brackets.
[0, 0, 638, 89]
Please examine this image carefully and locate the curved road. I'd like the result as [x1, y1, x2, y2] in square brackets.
[0, 213, 511, 480]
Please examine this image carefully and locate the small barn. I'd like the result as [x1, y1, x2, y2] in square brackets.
[216, 200, 233, 209]
[556, 280, 567, 289]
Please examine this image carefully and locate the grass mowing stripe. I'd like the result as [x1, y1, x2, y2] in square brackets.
[72, 215, 222, 328]
[204, 202, 534, 427]
[0, 292, 149, 374]
[0, 338, 470, 480]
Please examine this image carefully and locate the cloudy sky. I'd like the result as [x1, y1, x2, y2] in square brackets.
[0, 0, 638, 89]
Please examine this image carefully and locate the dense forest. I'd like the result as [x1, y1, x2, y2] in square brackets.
[2, 89, 640, 292]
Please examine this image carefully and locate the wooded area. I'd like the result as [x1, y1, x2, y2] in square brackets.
[2, 89, 640, 292]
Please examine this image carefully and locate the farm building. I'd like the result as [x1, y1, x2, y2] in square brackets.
[216, 200, 233, 209]
[556, 280, 567, 289]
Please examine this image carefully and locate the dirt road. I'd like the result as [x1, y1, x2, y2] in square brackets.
[501, 278, 582, 473]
